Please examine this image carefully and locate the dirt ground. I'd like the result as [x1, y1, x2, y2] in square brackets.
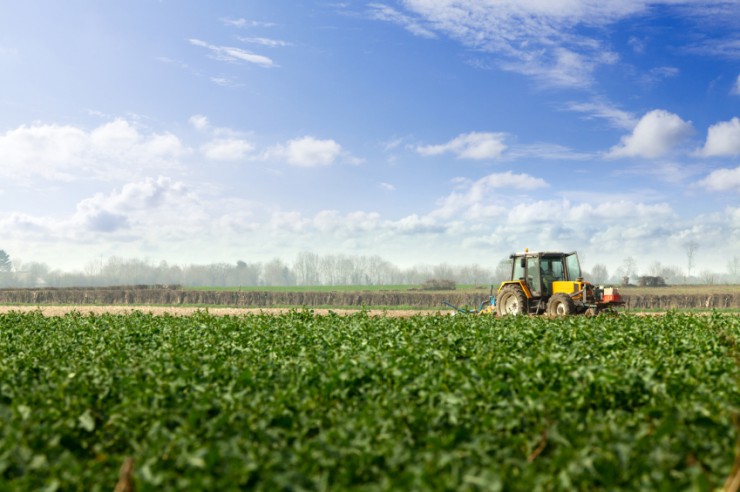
[0, 305, 437, 317]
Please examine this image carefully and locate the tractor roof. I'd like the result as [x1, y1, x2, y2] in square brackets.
[510, 251, 577, 258]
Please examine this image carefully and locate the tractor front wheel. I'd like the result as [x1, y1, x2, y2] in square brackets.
[496, 286, 528, 316]
[547, 293, 576, 316]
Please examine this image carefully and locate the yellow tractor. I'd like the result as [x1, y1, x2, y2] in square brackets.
[495, 250, 624, 316]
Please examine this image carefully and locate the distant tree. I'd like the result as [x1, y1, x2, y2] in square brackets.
[293, 252, 320, 286]
[493, 259, 511, 284]
[622, 257, 638, 284]
[728, 256, 740, 283]
[458, 264, 492, 286]
[0, 250, 11, 272]
[432, 263, 455, 281]
[262, 258, 294, 286]
[683, 240, 699, 279]
[19, 262, 51, 287]
[590, 264, 609, 285]
[233, 260, 260, 286]
[700, 270, 716, 285]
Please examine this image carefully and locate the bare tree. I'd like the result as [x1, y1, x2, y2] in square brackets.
[0, 250, 11, 272]
[683, 240, 699, 280]
[262, 258, 294, 286]
[590, 264, 609, 285]
[493, 259, 511, 284]
[622, 256, 638, 284]
[293, 252, 320, 286]
[728, 256, 740, 284]
[700, 269, 716, 285]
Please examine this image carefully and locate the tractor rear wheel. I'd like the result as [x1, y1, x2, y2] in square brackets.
[547, 293, 576, 316]
[496, 286, 528, 316]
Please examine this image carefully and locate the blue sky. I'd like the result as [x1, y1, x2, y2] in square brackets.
[0, 0, 738, 275]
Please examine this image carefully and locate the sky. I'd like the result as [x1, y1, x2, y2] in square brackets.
[0, 0, 739, 276]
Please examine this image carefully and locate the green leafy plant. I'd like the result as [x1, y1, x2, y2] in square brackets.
[1, 310, 739, 490]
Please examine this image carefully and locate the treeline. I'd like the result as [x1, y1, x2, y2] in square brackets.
[3, 253, 506, 288]
[1, 251, 737, 288]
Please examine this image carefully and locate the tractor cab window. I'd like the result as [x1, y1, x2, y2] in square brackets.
[513, 257, 525, 281]
[565, 253, 582, 280]
[526, 257, 541, 295]
[541, 257, 565, 296]
[541, 257, 565, 281]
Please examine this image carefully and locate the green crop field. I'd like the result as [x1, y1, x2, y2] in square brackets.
[2, 311, 740, 491]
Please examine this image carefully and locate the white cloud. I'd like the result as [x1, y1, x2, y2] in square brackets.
[697, 166, 740, 192]
[696, 117, 740, 157]
[73, 177, 193, 233]
[607, 109, 694, 158]
[732, 75, 740, 95]
[209, 76, 240, 87]
[309, 210, 379, 234]
[618, 161, 702, 184]
[221, 18, 276, 28]
[270, 211, 310, 232]
[507, 143, 593, 161]
[502, 46, 608, 88]
[189, 115, 209, 130]
[372, 0, 645, 87]
[0, 119, 188, 183]
[367, 3, 436, 38]
[417, 132, 507, 160]
[189, 39, 276, 68]
[237, 36, 291, 48]
[268, 136, 343, 167]
[628, 36, 646, 54]
[565, 100, 637, 130]
[201, 138, 255, 161]
[644, 66, 680, 84]
[379, 182, 396, 191]
[432, 171, 548, 219]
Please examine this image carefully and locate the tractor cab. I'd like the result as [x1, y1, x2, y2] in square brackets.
[496, 250, 623, 316]
[510, 251, 580, 297]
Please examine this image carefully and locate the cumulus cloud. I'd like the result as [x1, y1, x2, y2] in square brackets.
[310, 210, 383, 234]
[0, 119, 188, 183]
[189, 38, 276, 68]
[696, 117, 740, 157]
[391, 214, 445, 235]
[433, 171, 548, 220]
[268, 136, 343, 167]
[607, 109, 694, 158]
[73, 177, 193, 233]
[201, 138, 255, 161]
[417, 132, 507, 160]
[507, 199, 673, 224]
[697, 166, 740, 192]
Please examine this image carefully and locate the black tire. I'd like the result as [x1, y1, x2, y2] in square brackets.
[547, 293, 575, 316]
[496, 286, 528, 316]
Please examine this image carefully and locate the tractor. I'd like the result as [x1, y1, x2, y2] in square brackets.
[495, 250, 624, 316]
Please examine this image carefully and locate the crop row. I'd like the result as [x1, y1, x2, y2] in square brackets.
[1, 311, 739, 490]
